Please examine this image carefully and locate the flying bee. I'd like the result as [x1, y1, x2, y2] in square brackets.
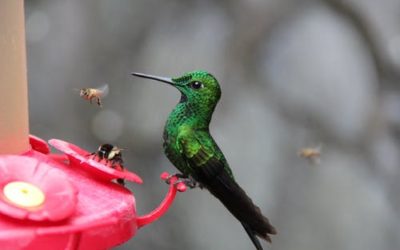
[298, 145, 322, 165]
[77, 84, 109, 107]
[90, 143, 125, 185]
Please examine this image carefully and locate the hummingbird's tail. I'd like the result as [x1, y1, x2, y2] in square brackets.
[242, 222, 264, 250]
[198, 169, 277, 249]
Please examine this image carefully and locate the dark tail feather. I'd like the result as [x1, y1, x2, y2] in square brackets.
[242, 222, 264, 250]
[199, 169, 277, 249]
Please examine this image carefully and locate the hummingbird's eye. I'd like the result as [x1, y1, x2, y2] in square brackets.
[190, 81, 204, 90]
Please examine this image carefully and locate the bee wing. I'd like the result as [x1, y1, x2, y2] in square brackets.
[96, 84, 109, 97]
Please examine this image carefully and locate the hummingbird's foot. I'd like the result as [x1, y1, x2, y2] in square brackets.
[176, 178, 197, 189]
[164, 173, 198, 189]
[164, 173, 186, 184]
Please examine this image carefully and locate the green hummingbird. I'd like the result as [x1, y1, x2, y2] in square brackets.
[132, 70, 277, 249]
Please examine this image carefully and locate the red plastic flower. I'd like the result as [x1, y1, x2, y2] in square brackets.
[48, 139, 143, 184]
[29, 134, 50, 154]
[0, 155, 77, 222]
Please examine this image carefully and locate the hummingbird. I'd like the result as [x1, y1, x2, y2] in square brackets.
[132, 70, 277, 249]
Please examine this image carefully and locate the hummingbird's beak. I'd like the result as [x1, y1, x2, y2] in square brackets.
[131, 72, 174, 85]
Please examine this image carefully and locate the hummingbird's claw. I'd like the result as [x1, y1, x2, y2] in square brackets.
[164, 173, 185, 184]
[164, 173, 197, 189]
[173, 178, 197, 189]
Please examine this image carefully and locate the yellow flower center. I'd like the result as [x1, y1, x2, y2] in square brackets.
[3, 181, 45, 208]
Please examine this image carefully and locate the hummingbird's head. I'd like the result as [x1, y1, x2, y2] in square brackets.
[132, 70, 221, 107]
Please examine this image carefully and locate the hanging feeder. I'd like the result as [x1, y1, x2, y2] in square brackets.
[0, 1, 186, 249]
[0, 136, 186, 250]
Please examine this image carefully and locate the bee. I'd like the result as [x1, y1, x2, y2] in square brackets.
[90, 143, 125, 185]
[77, 84, 109, 107]
[298, 145, 321, 165]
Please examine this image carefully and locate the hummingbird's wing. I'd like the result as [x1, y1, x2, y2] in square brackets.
[177, 128, 233, 180]
[177, 129, 276, 247]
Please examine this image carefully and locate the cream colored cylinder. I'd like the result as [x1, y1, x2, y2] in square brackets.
[0, 0, 30, 154]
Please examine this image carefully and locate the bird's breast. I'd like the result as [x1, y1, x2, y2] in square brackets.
[163, 125, 190, 174]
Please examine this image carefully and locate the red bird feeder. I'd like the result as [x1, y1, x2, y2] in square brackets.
[0, 1, 186, 249]
[0, 136, 186, 249]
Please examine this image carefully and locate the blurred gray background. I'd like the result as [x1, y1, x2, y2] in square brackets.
[25, 0, 400, 249]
